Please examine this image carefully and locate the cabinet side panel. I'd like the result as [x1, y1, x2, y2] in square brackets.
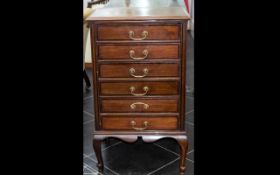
[180, 20, 188, 130]
[89, 22, 101, 130]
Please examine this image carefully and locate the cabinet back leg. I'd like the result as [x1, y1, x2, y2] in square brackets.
[92, 138, 104, 172]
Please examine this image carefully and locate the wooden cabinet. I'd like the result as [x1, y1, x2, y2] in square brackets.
[87, 0, 190, 174]
[97, 24, 180, 40]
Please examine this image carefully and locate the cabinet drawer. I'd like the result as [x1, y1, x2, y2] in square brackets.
[101, 116, 178, 130]
[100, 81, 179, 96]
[101, 99, 178, 113]
[100, 63, 179, 78]
[98, 45, 179, 60]
[97, 25, 180, 41]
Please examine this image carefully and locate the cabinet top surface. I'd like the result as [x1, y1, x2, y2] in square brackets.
[87, 0, 190, 21]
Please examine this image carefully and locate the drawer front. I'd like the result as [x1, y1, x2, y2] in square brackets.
[100, 81, 179, 96]
[99, 63, 179, 78]
[98, 45, 179, 60]
[97, 25, 180, 41]
[101, 99, 178, 113]
[101, 116, 178, 130]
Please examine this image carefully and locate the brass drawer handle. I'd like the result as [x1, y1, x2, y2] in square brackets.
[130, 86, 149, 96]
[129, 68, 149, 78]
[130, 102, 149, 110]
[129, 49, 149, 60]
[128, 30, 148, 40]
[130, 121, 149, 131]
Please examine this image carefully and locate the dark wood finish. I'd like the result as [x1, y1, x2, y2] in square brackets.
[99, 77, 180, 82]
[176, 135, 188, 175]
[88, 0, 190, 174]
[98, 77, 180, 82]
[99, 63, 179, 78]
[98, 44, 179, 60]
[101, 116, 178, 130]
[100, 81, 179, 95]
[97, 25, 180, 40]
[100, 112, 179, 116]
[90, 20, 101, 130]
[101, 99, 178, 113]
[92, 136, 104, 172]
[180, 20, 187, 130]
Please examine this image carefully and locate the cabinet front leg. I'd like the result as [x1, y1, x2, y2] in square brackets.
[176, 136, 188, 175]
[92, 136, 104, 172]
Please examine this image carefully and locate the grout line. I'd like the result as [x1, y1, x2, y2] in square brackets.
[147, 157, 180, 175]
[84, 153, 89, 157]
[83, 111, 95, 117]
[187, 149, 194, 154]
[186, 121, 194, 126]
[102, 141, 122, 151]
[84, 154, 93, 159]
[83, 164, 99, 174]
[84, 95, 93, 100]
[185, 109, 194, 116]
[84, 141, 122, 157]
[186, 158, 194, 163]
[154, 144, 193, 156]
[84, 153, 96, 160]
[83, 119, 95, 125]
[153, 143, 180, 156]
[86, 155, 120, 175]
[84, 163, 101, 175]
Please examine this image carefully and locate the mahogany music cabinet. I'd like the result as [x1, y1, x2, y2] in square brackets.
[87, 0, 190, 174]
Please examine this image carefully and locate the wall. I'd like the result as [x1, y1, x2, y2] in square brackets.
[190, 0, 194, 38]
[84, 26, 92, 64]
[83, 0, 88, 8]
[84, 0, 92, 64]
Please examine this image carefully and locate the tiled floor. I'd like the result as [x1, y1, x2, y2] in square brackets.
[83, 32, 194, 175]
